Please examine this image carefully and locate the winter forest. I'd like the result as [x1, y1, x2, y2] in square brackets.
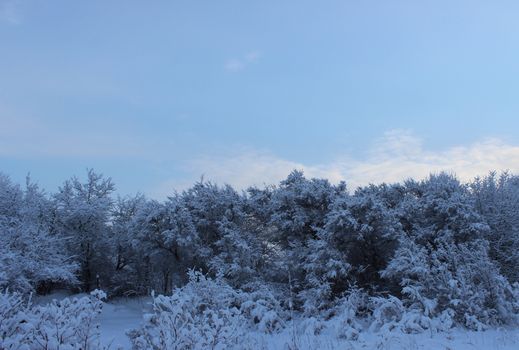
[2, 169, 519, 349]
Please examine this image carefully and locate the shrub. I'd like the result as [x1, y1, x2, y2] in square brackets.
[0, 289, 105, 350]
[128, 271, 246, 350]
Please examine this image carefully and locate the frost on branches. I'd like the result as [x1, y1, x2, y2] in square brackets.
[0, 289, 106, 350]
[128, 271, 283, 350]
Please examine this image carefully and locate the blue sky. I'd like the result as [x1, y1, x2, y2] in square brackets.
[1, 0, 519, 198]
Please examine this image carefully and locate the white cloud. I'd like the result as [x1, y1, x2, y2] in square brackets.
[224, 59, 245, 72]
[187, 151, 344, 189]
[2, 109, 517, 199]
[224, 51, 261, 72]
[245, 51, 260, 62]
[346, 130, 519, 188]
[153, 130, 519, 197]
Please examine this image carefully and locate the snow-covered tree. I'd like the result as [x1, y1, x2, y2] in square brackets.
[261, 171, 346, 309]
[130, 196, 203, 294]
[383, 173, 518, 327]
[180, 181, 264, 287]
[54, 169, 115, 292]
[301, 183, 402, 315]
[108, 194, 148, 296]
[0, 174, 77, 294]
[471, 171, 519, 283]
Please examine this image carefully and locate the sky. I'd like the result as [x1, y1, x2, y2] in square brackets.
[1, 0, 519, 198]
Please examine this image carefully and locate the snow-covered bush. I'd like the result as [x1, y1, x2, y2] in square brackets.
[369, 295, 406, 333]
[332, 288, 369, 340]
[303, 289, 455, 339]
[0, 289, 106, 350]
[0, 290, 32, 349]
[128, 271, 246, 350]
[31, 290, 106, 350]
[238, 283, 285, 333]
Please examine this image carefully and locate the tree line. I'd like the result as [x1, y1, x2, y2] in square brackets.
[1, 169, 519, 327]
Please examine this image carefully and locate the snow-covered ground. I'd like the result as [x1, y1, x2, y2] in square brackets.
[33, 291, 150, 349]
[99, 297, 152, 349]
[30, 292, 519, 349]
[92, 296, 519, 350]
[257, 328, 519, 350]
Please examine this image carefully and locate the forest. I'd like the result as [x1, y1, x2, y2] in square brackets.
[1, 169, 519, 349]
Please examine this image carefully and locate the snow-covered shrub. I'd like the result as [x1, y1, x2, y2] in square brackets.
[513, 283, 519, 309]
[128, 271, 246, 350]
[31, 289, 106, 350]
[368, 295, 442, 334]
[332, 288, 369, 340]
[384, 236, 519, 329]
[238, 283, 285, 334]
[0, 290, 32, 349]
[369, 295, 405, 333]
[296, 287, 369, 340]
[0, 289, 105, 350]
[299, 317, 326, 337]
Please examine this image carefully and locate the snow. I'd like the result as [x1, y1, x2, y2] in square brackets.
[32, 292, 151, 349]
[99, 297, 151, 349]
[235, 327, 519, 350]
[94, 295, 519, 350]
[33, 289, 75, 304]
[19, 291, 519, 350]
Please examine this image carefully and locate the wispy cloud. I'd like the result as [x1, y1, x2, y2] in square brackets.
[0, 0, 21, 25]
[345, 130, 519, 188]
[2, 110, 517, 198]
[152, 130, 519, 197]
[224, 50, 261, 72]
[224, 59, 246, 72]
[244, 50, 260, 62]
